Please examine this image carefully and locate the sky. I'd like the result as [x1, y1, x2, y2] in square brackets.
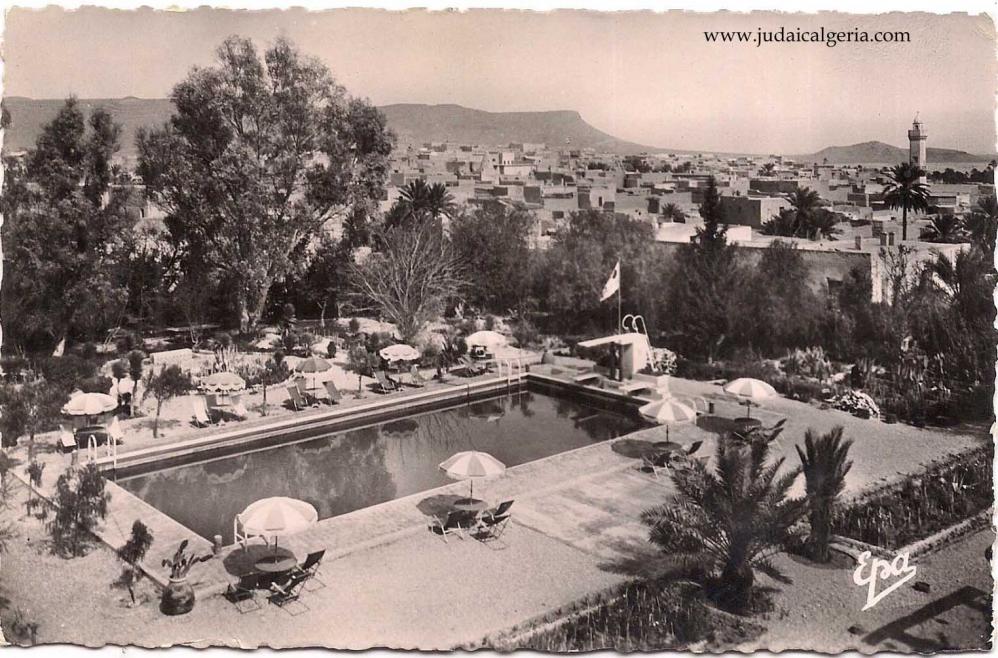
[3, 7, 996, 154]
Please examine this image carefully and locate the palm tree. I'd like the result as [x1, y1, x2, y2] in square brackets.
[964, 194, 997, 254]
[661, 202, 686, 224]
[882, 162, 931, 241]
[787, 187, 823, 226]
[919, 214, 964, 243]
[397, 178, 456, 225]
[642, 435, 805, 613]
[795, 426, 853, 563]
[761, 208, 798, 237]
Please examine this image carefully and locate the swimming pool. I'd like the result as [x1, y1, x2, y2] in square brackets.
[118, 389, 644, 543]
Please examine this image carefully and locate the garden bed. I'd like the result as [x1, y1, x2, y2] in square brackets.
[488, 578, 763, 651]
[831, 444, 993, 550]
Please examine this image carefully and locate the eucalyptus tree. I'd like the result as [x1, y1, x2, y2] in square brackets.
[138, 36, 395, 332]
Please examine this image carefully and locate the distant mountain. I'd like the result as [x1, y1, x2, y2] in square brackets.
[378, 103, 658, 153]
[797, 140, 994, 165]
[2, 97, 660, 161]
[3, 97, 175, 162]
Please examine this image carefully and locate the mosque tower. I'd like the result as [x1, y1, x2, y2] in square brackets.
[908, 114, 928, 183]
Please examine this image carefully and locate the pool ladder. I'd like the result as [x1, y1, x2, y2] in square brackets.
[496, 357, 525, 391]
[86, 432, 118, 477]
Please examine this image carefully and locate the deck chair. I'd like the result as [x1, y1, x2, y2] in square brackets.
[641, 453, 669, 478]
[292, 549, 327, 589]
[268, 572, 310, 614]
[322, 381, 342, 404]
[58, 425, 77, 453]
[225, 573, 267, 613]
[483, 500, 514, 522]
[429, 510, 479, 543]
[295, 378, 319, 406]
[475, 511, 512, 542]
[191, 397, 212, 427]
[229, 401, 250, 420]
[374, 370, 398, 394]
[408, 365, 427, 388]
[286, 385, 307, 411]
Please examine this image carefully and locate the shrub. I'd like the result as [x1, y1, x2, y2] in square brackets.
[782, 347, 833, 380]
[78, 375, 113, 394]
[515, 580, 710, 651]
[49, 463, 110, 557]
[348, 317, 361, 334]
[147, 366, 192, 437]
[326, 342, 337, 359]
[642, 433, 805, 614]
[831, 445, 992, 549]
[115, 520, 154, 605]
[796, 427, 853, 563]
[512, 318, 540, 348]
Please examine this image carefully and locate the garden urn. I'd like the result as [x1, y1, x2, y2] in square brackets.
[161, 576, 196, 615]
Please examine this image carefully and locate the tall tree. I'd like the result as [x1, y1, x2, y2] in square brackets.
[1, 98, 131, 354]
[449, 200, 536, 314]
[346, 222, 465, 343]
[535, 210, 665, 335]
[138, 36, 395, 332]
[666, 177, 742, 360]
[882, 162, 931, 241]
[964, 194, 998, 255]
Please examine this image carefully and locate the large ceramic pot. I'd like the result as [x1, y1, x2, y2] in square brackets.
[161, 577, 195, 615]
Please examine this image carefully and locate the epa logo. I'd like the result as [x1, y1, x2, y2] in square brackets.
[853, 550, 917, 611]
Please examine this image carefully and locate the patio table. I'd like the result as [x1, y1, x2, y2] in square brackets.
[254, 555, 298, 574]
[452, 498, 488, 513]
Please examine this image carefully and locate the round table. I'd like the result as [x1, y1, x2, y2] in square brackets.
[254, 555, 298, 574]
[732, 417, 763, 432]
[453, 498, 488, 513]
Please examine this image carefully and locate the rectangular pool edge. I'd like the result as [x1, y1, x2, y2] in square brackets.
[106, 372, 648, 479]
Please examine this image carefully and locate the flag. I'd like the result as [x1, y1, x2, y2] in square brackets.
[600, 261, 620, 302]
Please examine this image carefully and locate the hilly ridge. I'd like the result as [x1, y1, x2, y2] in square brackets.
[3, 97, 992, 164]
[2, 97, 659, 160]
[797, 140, 992, 165]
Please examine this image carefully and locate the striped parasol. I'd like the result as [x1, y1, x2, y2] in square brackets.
[439, 450, 506, 499]
[237, 497, 318, 550]
[723, 378, 777, 417]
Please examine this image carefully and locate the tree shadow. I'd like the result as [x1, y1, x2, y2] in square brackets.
[610, 438, 659, 460]
[415, 493, 464, 520]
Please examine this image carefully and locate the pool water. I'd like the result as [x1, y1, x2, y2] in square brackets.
[118, 390, 643, 543]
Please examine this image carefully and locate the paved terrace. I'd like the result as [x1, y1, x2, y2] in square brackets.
[11, 364, 990, 647]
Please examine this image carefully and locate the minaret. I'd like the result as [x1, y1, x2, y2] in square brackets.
[908, 114, 927, 183]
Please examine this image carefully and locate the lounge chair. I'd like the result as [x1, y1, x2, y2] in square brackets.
[107, 416, 125, 444]
[225, 573, 267, 613]
[268, 572, 310, 614]
[619, 381, 653, 396]
[322, 381, 342, 404]
[229, 401, 250, 420]
[58, 425, 77, 453]
[458, 356, 486, 377]
[295, 379, 319, 406]
[292, 549, 327, 589]
[429, 510, 479, 543]
[373, 370, 398, 394]
[286, 385, 307, 411]
[408, 365, 427, 388]
[573, 371, 602, 385]
[191, 398, 212, 427]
